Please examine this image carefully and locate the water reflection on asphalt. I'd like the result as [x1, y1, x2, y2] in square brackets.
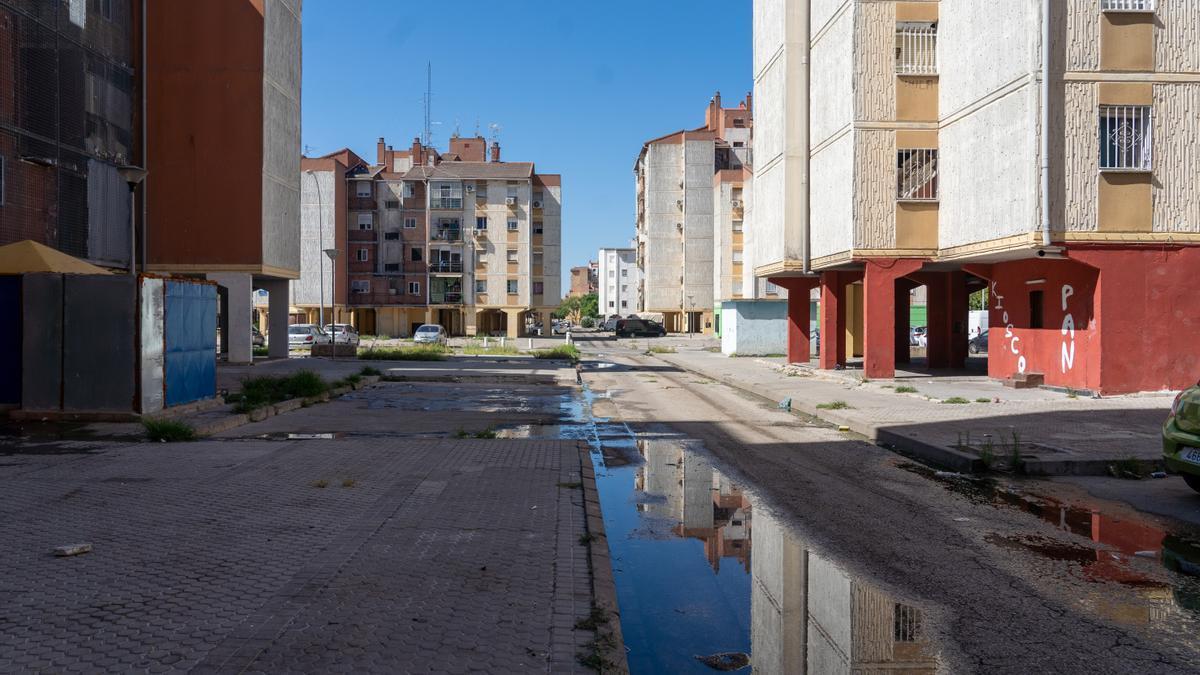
[513, 386, 942, 674]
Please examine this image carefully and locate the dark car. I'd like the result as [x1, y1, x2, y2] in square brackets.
[615, 319, 666, 338]
[968, 330, 989, 355]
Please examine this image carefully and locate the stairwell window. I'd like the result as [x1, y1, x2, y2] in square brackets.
[896, 23, 938, 76]
[476, 216, 488, 230]
[897, 149, 939, 201]
[404, 217, 417, 229]
[533, 281, 544, 296]
[408, 281, 421, 295]
[1099, 105, 1153, 171]
[732, 220, 743, 233]
[384, 231, 400, 241]
[356, 249, 369, 262]
[1101, 0, 1155, 11]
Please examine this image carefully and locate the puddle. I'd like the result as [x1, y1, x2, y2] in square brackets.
[558, 384, 941, 674]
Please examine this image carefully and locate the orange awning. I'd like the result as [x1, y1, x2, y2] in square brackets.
[0, 240, 114, 275]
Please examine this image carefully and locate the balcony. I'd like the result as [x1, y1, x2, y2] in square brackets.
[430, 292, 463, 305]
[429, 261, 464, 274]
[430, 198, 463, 210]
[348, 229, 376, 242]
[430, 228, 463, 242]
[350, 292, 423, 306]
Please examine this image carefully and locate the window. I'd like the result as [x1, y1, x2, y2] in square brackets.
[404, 217, 417, 229]
[733, 141, 745, 148]
[475, 182, 487, 197]
[732, 280, 743, 296]
[533, 281, 544, 295]
[621, 300, 627, 308]
[1029, 290, 1045, 329]
[533, 221, 544, 235]
[356, 248, 369, 262]
[408, 281, 421, 295]
[384, 263, 400, 272]
[1101, 0, 1155, 11]
[506, 249, 518, 263]
[732, 250, 743, 263]
[476, 216, 488, 230]
[897, 149, 939, 200]
[384, 231, 400, 241]
[411, 247, 423, 262]
[475, 280, 487, 293]
[732, 220, 743, 233]
[385, 200, 400, 209]
[621, 284, 627, 293]
[351, 280, 370, 294]
[357, 213, 373, 230]
[532, 252, 543, 267]
[402, 182, 415, 198]
[534, 191, 544, 202]
[431, 181, 462, 209]
[356, 181, 372, 197]
[1099, 105, 1153, 171]
[765, 281, 780, 295]
[507, 219, 519, 231]
[621, 269, 628, 277]
[895, 23, 937, 75]
[100, 0, 113, 20]
[608, 301, 615, 308]
[507, 279, 518, 294]
[507, 184, 518, 198]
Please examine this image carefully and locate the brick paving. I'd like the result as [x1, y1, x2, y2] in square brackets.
[0, 435, 596, 673]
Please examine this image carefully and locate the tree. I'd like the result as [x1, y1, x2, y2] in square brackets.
[968, 287, 989, 311]
[554, 293, 598, 323]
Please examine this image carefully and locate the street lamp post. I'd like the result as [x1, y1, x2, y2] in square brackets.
[686, 294, 695, 338]
[117, 165, 148, 276]
[305, 170, 325, 327]
[323, 248, 339, 358]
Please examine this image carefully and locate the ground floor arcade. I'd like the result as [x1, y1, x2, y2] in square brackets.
[288, 305, 559, 339]
[770, 245, 1200, 395]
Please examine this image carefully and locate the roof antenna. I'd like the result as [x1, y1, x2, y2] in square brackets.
[422, 62, 433, 147]
[488, 122, 502, 147]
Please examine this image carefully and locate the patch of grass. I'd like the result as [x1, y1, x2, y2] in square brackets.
[252, 346, 269, 357]
[577, 633, 617, 672]
[142, 418, 196, 442]
[895, 385, 919, 394]
[532, 344, 580, 362]
[461, 342, 520, 356]
[578, 532, 597, 545]
[234, 370, 328, 413]
[574, 607, 610, 631]
[979, 438, 996, 471]
[557, 481, 583, 489]
[647, 345, 676, 354]
[359, 366, 382, 376]
[1066, 388, 1078, 399]
[341, 478, 356, 488]
[311, 479, 328, 488]
[1110, 457, 1143, 480]
[358, 345, 448, 361]
[941, 397, 971, 405]
[816, 401, 851, 410]
[452, 429, 470, 439]
[474, 428, 497, 439]
[975, 397, 993, 403]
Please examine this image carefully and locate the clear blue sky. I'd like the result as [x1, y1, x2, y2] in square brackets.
[301, 0, 753, 292]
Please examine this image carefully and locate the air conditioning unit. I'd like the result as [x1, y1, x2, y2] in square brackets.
[505, 197, 517, 206]
[532, 200, 543, 209]
[731, 200, 742, 208]
[465, 185, 474, 192]
[676, 200, 683, 210]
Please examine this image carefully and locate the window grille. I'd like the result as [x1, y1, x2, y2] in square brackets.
[507, 220, 519, 231]
[896, 23, 938, 75]
[894, 604, 922, 643]
[1101, 0, 1154, 11]
[896, 149, 939, 200]
[1099, 105, 1152, 171]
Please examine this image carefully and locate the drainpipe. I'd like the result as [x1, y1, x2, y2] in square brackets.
[1039, 0, 1052, 249]
[798, 0, 812, 274]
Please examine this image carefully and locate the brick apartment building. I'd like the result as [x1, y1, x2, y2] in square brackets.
[753, 0, 1200, 393]
[297, 135, 562, 338]
[568, 263, 597, 298]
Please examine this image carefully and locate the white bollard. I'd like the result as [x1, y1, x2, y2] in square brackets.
[527, 338, 533, 349]
[483, 336, 489, 347]
[566, 331, 573, 346]
[500, 337, 506, 348]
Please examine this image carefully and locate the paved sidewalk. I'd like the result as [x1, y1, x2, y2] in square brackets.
[0, 436, 597, 673]
[650, 348, 1174, 474]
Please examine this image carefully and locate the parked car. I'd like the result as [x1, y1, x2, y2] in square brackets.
[322, 324, 360, 346]
[910, 326, 927, 346]
[968, 330, 989, 355]
[615, 318, 666, 338]
[252, 326, 265, 347]
[288, 324, 327, 348]
[552, 320, 571, 335]
[413, 324, 448, 345]
[1163, 382, 1200, 494]
[602, 315, 621, 332]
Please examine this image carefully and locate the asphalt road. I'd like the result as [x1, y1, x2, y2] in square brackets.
[576, 335, 1200, 674]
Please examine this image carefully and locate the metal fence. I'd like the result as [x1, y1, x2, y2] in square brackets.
[896, 23, 938, 75]
[897, 148, 939, 201]
[1099, 105, 1153, 171]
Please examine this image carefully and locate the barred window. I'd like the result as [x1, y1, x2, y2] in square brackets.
[1101, 0, 1155, 11]
[896, 23, 937, 75]
[385, 200, 399, 209]
[897, 149, 939, 200]
[1099, 106, 1152, 171]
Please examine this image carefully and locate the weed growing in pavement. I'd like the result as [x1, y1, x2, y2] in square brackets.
[574, 607, 610, 631]
[531, 345, 580, 362]
[311, 479, 329, 488]
[975, 397, 992, 403]
[1066, 388, 1078, 399]
[452, 429, 470, 439]
[358, 345, 448, 361]
[461, 342, 520, 356]
[978, 441, 995, 470]
[647, 345, 676, 354]
[579, 532, 597, 545]
[816, 401, 851, 410]
[341, 478, 356, 488]
[142, 418, 196, 442]
[895, 385, 919, 394]
[233, 371, 328, 413]
[1110, 457, 1143, 479]
[703, 346, 721, 353]
[941, 397, 971, 404]
[474, 428, 498, 439]
[557, 481, 583, 489]
[1008, 444, 1025, 473]
[359, 366, 382, 376]
[253, 346, 269, 357]
[577, 633, 617, 672]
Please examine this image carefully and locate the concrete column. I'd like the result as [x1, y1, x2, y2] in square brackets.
[771, 277, 819, 365]
[504, 309, 521, 338]
[541, 310, 554, 336]
[259, 278, 290, 359]
[862, 259, 924, 379]
[208, 272, 253, 364]
[948, 271, 969, 369]
[424, 308, 435, 327]
[819, 272, 847, 369]
[895, 278, 918, 365]
[920, 273, 950, 369]
[465, 309, 478, 337]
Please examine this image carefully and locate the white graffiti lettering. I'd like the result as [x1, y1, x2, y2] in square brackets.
[993, 281, 1026, 374]
[1060, 284, 1076, 374]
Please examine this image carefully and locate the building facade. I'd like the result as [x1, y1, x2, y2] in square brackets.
[300, 135, 562, 338]
[568, 263, 597, 298]
[753, 0, 1200, 393]
[598, 248, 639, 316]
[635, 93, 753, 333]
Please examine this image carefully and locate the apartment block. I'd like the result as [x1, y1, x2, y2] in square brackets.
[635, 93, 752, 333]
[598, 248, 639, 316]
[299, 135, 562, 338]
[753, 0, 1200, 393]
[569, 263, 597, 298]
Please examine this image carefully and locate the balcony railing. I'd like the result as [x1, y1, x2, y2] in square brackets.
[896, 24, 937, 76]
[1101, 0, 1154, 10]
[429, 261, 464, 273]
[430, 292, 463, 305]
[430, 198, 463, 210]
[430, 228, 463, 242]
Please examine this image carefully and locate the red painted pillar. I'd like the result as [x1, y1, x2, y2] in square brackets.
[923, 273, 950, 369]
[862, 259, 924, 379]
[948, 271, 969, 369]
[819, 272, 847, 369]
[770, 277, 819, 364]
[895, 278, 917, 365]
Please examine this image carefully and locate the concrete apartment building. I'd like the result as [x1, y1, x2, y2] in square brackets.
[635, 93, 752, 333]
[598, 248, 639, 316]
[568, 263, 597, 298]
[296, 135, 562, 338]
[752, 0, 1200, 393]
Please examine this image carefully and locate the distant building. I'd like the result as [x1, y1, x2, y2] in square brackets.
[568, 264, 597, 298]
[598, 248, 638, 316]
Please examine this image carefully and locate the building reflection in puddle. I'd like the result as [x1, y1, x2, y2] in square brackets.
[608, 435, 939, 674]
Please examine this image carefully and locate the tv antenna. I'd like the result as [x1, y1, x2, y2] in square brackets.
[488, 123, 502, 146]
[422, 62, 433, 147]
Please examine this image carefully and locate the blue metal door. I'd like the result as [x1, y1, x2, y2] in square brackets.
[164, 280, 217, 407]
[0, 276, 19, 405]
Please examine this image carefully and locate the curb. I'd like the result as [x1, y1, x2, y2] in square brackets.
[578, 442, 629, 674]
[191, 376, 381, 437]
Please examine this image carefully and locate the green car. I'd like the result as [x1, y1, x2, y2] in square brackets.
[1164, 383, 1200, 493]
